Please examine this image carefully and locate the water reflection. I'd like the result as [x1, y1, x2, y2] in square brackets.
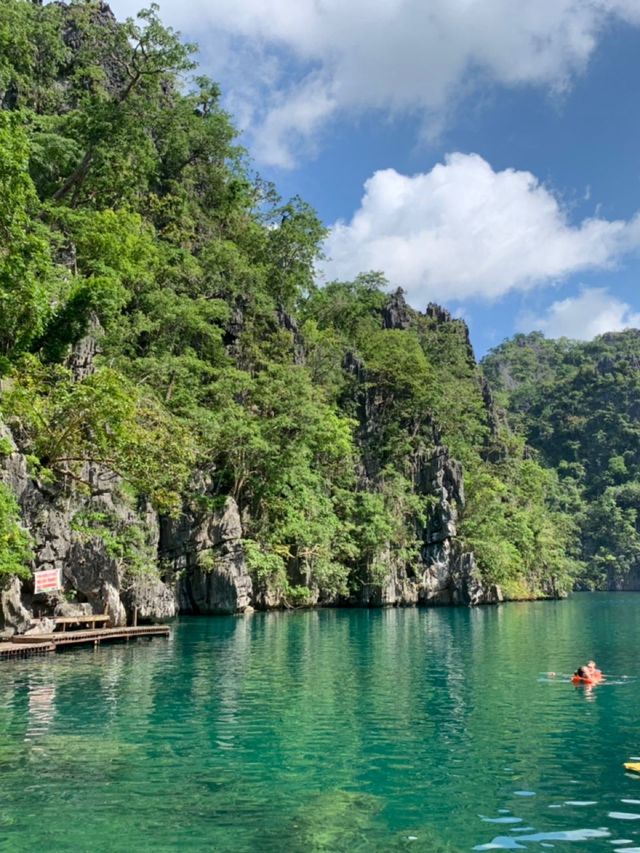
[26, 678, 56, 738]
[1, 595, 640, 851]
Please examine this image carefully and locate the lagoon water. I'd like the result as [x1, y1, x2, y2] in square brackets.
[2, 593, 640, 852]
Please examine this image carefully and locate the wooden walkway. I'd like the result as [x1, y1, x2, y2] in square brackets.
[1, 625, 170, 657]
[0, 641, 55, 659]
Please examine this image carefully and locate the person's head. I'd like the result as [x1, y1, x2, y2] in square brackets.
[587, 660, 596, 669]
[577, 666, 590, 678]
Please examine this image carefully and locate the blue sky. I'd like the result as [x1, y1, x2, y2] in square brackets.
[112, 0, 640, 356]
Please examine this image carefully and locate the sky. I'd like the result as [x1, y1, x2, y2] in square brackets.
[110, 0, 640, 356]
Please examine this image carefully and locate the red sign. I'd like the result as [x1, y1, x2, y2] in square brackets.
[34, 569, 62, 594]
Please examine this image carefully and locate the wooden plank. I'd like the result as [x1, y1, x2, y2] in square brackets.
[1, 625, 169, 658]
[54, 615, 110, 626]
[11, 625, 170, 646]
[0, 641, 55, 659]
[54, 614, 111, 634]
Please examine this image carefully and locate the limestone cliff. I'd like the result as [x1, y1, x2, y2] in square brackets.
[0, 418, 176, 634]
[0, 294, 507, 635]
[163, 493, 253, 615]
[0, 418, 256, 634]
[420, 448, 501, 606]
[341, 290, 503, 608]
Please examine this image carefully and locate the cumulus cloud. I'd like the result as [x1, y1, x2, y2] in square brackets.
[251, 76, 337, 169]
[518, 288, 640, 339]
[110, 0, 640, 165]
[321, 153, 640, 303]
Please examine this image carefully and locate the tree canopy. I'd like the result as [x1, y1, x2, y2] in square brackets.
[483, 330, 640, 588]
[0, 0, 579, 596]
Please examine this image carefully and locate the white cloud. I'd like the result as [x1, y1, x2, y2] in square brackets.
[251, 77, 337, 169]
[321, 153, 640, 303]
[110, 0, 640, 165]
[519, 287, 640, 339]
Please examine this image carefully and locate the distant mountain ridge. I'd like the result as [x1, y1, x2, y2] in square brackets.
[482, 328, 640, 590]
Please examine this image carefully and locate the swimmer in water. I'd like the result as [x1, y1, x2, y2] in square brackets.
[587, 660, 602, 679]
[574, 666, 591, 680]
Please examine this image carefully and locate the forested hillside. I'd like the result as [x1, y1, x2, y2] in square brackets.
[0, 0, 579, 627]
[482, 330, 640, 590]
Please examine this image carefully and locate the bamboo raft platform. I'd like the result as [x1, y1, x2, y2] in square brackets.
[2, 624, 170, 655]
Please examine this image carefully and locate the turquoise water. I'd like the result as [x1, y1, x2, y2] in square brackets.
[2, 594, 640, 852]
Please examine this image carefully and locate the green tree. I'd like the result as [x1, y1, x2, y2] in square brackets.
[3, 361, 195, 514]
[0, 111, 60, 365]
[0, 483, 32, 579]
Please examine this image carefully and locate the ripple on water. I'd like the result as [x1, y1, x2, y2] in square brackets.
[474, 828, 612, 850]
[481, 816, 523, 824]
[3, 597, 640, 851]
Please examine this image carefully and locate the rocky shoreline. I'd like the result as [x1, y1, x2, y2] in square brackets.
[1, 416, 510, 637]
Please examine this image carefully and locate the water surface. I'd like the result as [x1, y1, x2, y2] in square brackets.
[2, 593, 640, 851]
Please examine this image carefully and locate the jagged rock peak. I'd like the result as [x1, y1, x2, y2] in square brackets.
[382, 288, 413, 330]
[480, 375, 501, 438]
[426, 302, 476, 363]
[425, 303, 453, 324]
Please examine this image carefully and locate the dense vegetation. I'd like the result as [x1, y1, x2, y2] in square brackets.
[0, 0, 578, 599]
[482, 330, 640, 589]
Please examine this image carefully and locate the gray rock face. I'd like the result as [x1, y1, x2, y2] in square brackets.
[421, 448, 464, 545]
[53, 600, 93, 618]
[357, 559, 419, 608]
[339, 297, 502, 610]
[350, 446, 502, 609]
[24, 617, 56, 636]
[426, 302, 476, 363]
[0, 419, 176, 633]
[0, 577, 32, 636]
[63, 540, 127, 626]
[421, 540, 502, 606]
[333, 292, 504, 610]
[420, 448, 501, 606]
[480, 375, 501, 441]
[253, 580, 286, 610]
[65, 315, 101, 380]
[164, 496, 253, 614]
[382, 288, 413, 330]
[425, 302, 453, 325]
[121, 574, 176, 621]
[277, 306, 306, 366]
